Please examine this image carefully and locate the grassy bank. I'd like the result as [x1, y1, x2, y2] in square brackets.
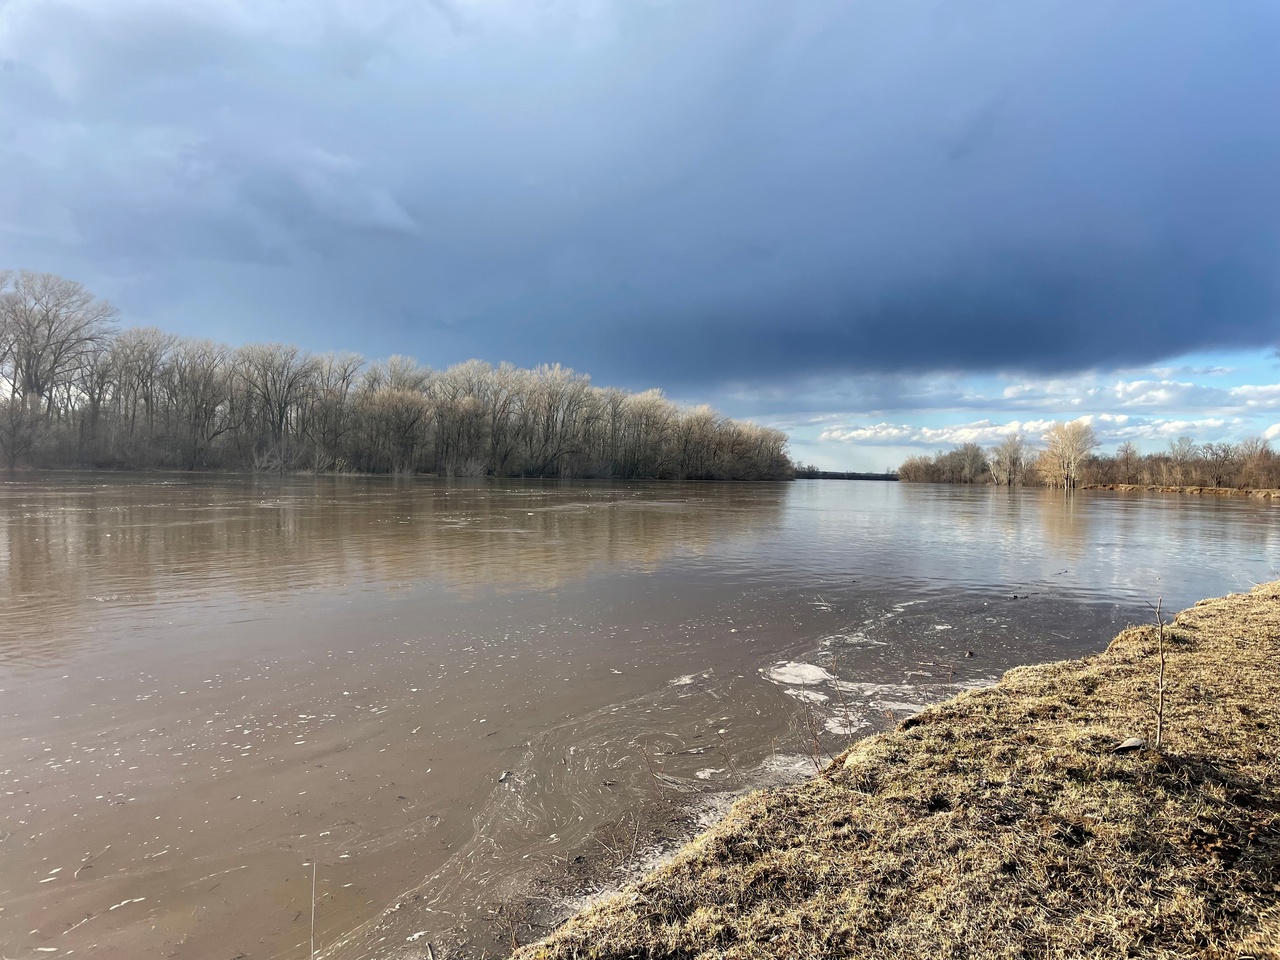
[1084, 483, 1280, 500]
[514, 584, 1280, 959]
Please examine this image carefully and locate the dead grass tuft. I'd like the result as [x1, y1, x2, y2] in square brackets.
[513, 583, 1280, 959]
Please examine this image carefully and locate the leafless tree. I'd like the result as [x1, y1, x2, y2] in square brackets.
[167, 339, 235, 469]
[305, 352, 364, 471]
[0, 271, 118, 416]
[1167, 436, 1199, 485]
[1200, 442, 1237, 488]
[1041, 420, 1098, 490]
[1115, 440, 1141, 484]
[236, 343, 318, 470]
[988, 433, 1029, 487]
[0, 270, 796, 480]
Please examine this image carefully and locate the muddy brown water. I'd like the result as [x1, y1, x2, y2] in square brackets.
[2, 476, 1276, 959]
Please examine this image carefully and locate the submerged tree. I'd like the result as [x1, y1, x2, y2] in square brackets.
[988, 434, 1029, 487]
[1042, 420, 1099, 490]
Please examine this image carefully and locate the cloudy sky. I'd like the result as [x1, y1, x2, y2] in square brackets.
[2, 0, 1278, 469]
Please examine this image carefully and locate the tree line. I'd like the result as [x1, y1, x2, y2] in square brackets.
[898, 421, 1280, 490]
[0, 271, 793, 480]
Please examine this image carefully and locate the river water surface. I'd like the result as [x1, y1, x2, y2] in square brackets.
[2, 477, 1277, 959]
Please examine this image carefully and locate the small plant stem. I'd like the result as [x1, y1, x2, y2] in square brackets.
[1146, 597, 1168, 751]
[1155, 599, 1166, 750]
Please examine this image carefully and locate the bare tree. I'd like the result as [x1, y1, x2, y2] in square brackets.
[0, 271, 118, 416]
[305, 352, 364, 471]
[236, 343, 318, 470]
[167, 339, 235, 469]
[954, 442, 988, 484]
[0, 270, 14, 379]
[0, 271, 798, 480]
[988, 434, 1028, 487]
[110, 326, 176, 457]
[354, 386, 431, 475]
[1235, 438, 1274, 489]
[1115, 440, 1141, 484]
[1168, 436, 1199, 485]
[0, 396, 43, 473]
[905, 431, 1278, 492]
[1042, 420, 1098, 490]
[1200, 442, 1237, 488]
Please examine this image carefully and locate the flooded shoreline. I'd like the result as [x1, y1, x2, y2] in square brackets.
[3, 478, 1276, 958]
[511, 582, 1280, 960]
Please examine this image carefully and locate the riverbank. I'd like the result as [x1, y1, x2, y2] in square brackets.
[513, 583, 1280, 959]
[1084, 482, 1280, 499]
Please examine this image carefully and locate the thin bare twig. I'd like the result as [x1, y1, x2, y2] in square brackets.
[74, 844, 111, 879]
[640, 741, 666, 801]
[1145, 597, 1168, 750]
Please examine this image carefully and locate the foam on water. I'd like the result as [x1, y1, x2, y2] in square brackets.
[764, 661, 835, 685]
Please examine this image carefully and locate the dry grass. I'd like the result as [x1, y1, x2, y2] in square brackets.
[513, 583, 1280, 959]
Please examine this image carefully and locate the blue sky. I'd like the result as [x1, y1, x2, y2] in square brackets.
[1, 0, 1278, 470]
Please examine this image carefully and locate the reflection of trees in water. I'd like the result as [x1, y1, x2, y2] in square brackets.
[0, 478, 785, 663]
[1036, 489, 1091, 558]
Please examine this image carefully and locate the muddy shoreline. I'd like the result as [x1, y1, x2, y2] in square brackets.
[512, 583, 1280, 959]
[1083, 482, 1280, 499]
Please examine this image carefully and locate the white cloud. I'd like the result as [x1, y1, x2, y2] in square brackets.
[1231, 384, 1280, 409]
[819, 422, 915, 443]
[1098, 417, 1238, 444]
[1110, 379, 1207, 407]
[821, 418, 1059, 448]
[818, 414, 1255, 451]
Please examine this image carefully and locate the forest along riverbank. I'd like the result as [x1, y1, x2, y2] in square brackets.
[513, 583, 1280, 960]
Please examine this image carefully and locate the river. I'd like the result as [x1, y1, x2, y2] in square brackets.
[2, 476, 1276, 959]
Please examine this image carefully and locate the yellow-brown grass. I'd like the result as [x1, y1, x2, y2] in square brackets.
[514, 583, 1280, 959]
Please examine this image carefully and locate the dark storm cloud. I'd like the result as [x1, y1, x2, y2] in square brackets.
[0, 0, 1277, 385]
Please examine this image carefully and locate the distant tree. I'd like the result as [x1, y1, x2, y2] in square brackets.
[988, 434, 1029, 487]
[0, 396, 42, 473]
[1041, 420, 1098, 490]
[1115, 441, 1141, 484]
[0, 269, 797, 481]
[897, 455, 936, 483]
[236, 343, 318, 470]
[956, 442, 989, 484]
[1235, 438, 1274, 489]
[0, 271, 118, 416]
[305, 352, 364, 472]
[900, 429, 1277, 492]
[1200, 442, 1237, 488]
[1168, 436, 1199, 484]
[167, 339, 235, 469]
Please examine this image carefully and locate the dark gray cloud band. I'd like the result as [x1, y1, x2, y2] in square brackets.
[0, 0, 1276, 386]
